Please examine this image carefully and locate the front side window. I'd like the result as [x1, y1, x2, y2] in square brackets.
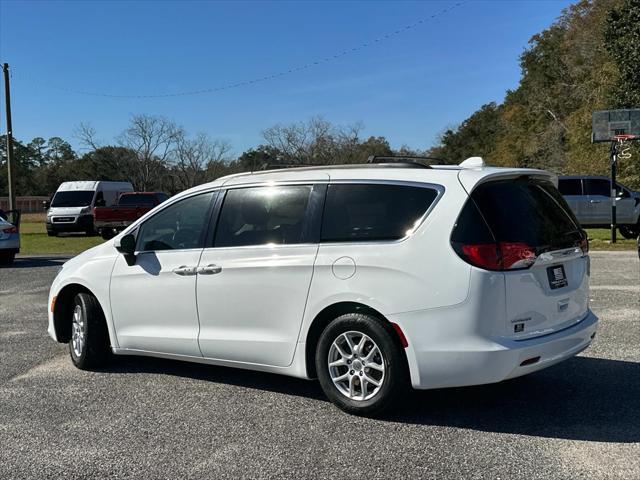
[136, 192, 214, 251]
[585, 179, 611, 197]
[214, 186, 312, 247]
[557, 179, 582, 196]
[321, 184, 439, 242]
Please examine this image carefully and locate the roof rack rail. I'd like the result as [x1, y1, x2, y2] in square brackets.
[257, 162, 324, 171]
[366, 155, 441, 168]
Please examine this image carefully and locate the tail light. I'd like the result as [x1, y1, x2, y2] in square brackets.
[2, 226, 18, 234]
[579, 235, 589, 255]
[457, 241, 536, 271]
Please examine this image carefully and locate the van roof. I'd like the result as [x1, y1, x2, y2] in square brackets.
[58, 181, 133, 191]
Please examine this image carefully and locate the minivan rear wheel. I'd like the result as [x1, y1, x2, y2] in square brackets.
[316, 313, 408, 416]
[68, 293, 111, 370]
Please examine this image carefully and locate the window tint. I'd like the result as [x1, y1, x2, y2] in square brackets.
[119, 194, 157, 207]
[214, 186, 312, 247]
[136, 192, 214, 251]
[461, 179, 582, 251]
[557, 179, 582, 196]
[321, 184, 439, 242]
[585, 179, 610, 197]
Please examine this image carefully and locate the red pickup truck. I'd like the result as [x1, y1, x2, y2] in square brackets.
[94, 192, 168, 239]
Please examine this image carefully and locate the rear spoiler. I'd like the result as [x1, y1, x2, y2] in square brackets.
[458, 166, 558, 194]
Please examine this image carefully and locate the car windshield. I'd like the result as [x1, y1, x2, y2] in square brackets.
[51, 190, 95, 207]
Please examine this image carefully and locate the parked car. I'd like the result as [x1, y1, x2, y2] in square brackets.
[558, 175, 640, 239]
[0, 210, 20, 265]
[45, 181, 133, 236]
[48, 159, 597, 415]
[94, 192, 169, 240]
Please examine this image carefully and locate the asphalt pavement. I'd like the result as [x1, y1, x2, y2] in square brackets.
[0, 252, 638, 479]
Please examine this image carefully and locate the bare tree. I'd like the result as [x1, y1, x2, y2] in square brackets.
[173, 132, 232, 189]
[117, 114, 183, 190]
[75, 122, 102, 151]
[262, 117, 363, 165]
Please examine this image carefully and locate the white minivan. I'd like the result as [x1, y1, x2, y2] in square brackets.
[47, 159, 597, 415]
[46, 181, 133, 236]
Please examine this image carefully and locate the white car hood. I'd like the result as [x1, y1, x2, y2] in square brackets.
[48, 206, 86, 216]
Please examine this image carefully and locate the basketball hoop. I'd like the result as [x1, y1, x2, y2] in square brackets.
[613, 134, 634, 160]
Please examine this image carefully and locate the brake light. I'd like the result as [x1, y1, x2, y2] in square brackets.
[461, 243, 501, 270]
[458, 242, 536, 271]
[2, 226, 17, 234]
[580, 236, 589, 255]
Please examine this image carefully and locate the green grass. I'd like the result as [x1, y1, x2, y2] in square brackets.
[14, 215, 637, 256]
[19, 213, 104, 255]
[584, 228, 636, 251]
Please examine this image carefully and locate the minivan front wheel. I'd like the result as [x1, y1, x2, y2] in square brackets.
[316, 313, 408, 416]
[68, 293, 111, 370]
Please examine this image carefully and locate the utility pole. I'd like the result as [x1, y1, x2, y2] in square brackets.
[3, 63, 16, 211]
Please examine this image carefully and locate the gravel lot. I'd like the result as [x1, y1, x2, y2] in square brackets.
[1, 252, 638, 479]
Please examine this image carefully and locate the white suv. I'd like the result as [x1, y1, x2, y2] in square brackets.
[48, 159, 598, 415]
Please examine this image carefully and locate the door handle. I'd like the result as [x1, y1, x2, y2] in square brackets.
[197, 264, 222, 275]
[172, 265, 198, 276]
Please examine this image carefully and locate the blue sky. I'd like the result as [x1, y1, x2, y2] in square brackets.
[0, 0, 572, 155]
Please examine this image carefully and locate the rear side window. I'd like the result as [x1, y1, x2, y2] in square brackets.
[585, 179, 611, 197]
[136, 192, 214, 251]
[214, 185, 312, 247]
[455, 178, 582, 251]
[119, 194, 157, 207]
[321, 184, 439, 242]
[557, 178, 582, 196]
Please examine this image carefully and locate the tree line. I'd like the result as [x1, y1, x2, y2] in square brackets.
[1, 0, 639, 197]
[0, 115, 424, 197]
[429, 0, 640, 189]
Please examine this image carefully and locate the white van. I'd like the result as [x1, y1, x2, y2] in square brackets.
[46, 181, 133, 236]
[47, 159, 597, 415]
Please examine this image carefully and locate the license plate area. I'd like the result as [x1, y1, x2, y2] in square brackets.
[547, 264, 568, 289]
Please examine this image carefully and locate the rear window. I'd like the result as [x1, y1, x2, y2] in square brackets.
[321, 184, 439, 242]
[119, 194, 157, 207]
[557, 178, 582, 196]
[452, 178, 583, 251]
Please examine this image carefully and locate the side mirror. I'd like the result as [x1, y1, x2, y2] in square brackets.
[115, 233, 137, 256]
[43, 200, 50, 210]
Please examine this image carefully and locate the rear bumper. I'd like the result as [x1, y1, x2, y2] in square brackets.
[47, 214, 93, 233]
[94, 220, 132, 230]
[396, 309, 598, 390]
[0, 234, 20, 253]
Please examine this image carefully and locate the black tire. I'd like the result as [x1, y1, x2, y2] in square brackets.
[47, 230, 58, 237]
[0, 252, 15, 265]
[68, 293, 111, 370]
[316, 313, 409, 416]
[100, 229, 115, 240]
[619, 225, 639, 240]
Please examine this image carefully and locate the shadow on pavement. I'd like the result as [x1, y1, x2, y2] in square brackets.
[6, 257, 69, 269]
[106, 354, 638, 443]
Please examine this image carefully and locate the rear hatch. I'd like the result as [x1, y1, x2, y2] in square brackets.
[452, 174, 589, 340]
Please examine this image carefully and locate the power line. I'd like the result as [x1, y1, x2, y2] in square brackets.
[26, 1, 468, 99]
